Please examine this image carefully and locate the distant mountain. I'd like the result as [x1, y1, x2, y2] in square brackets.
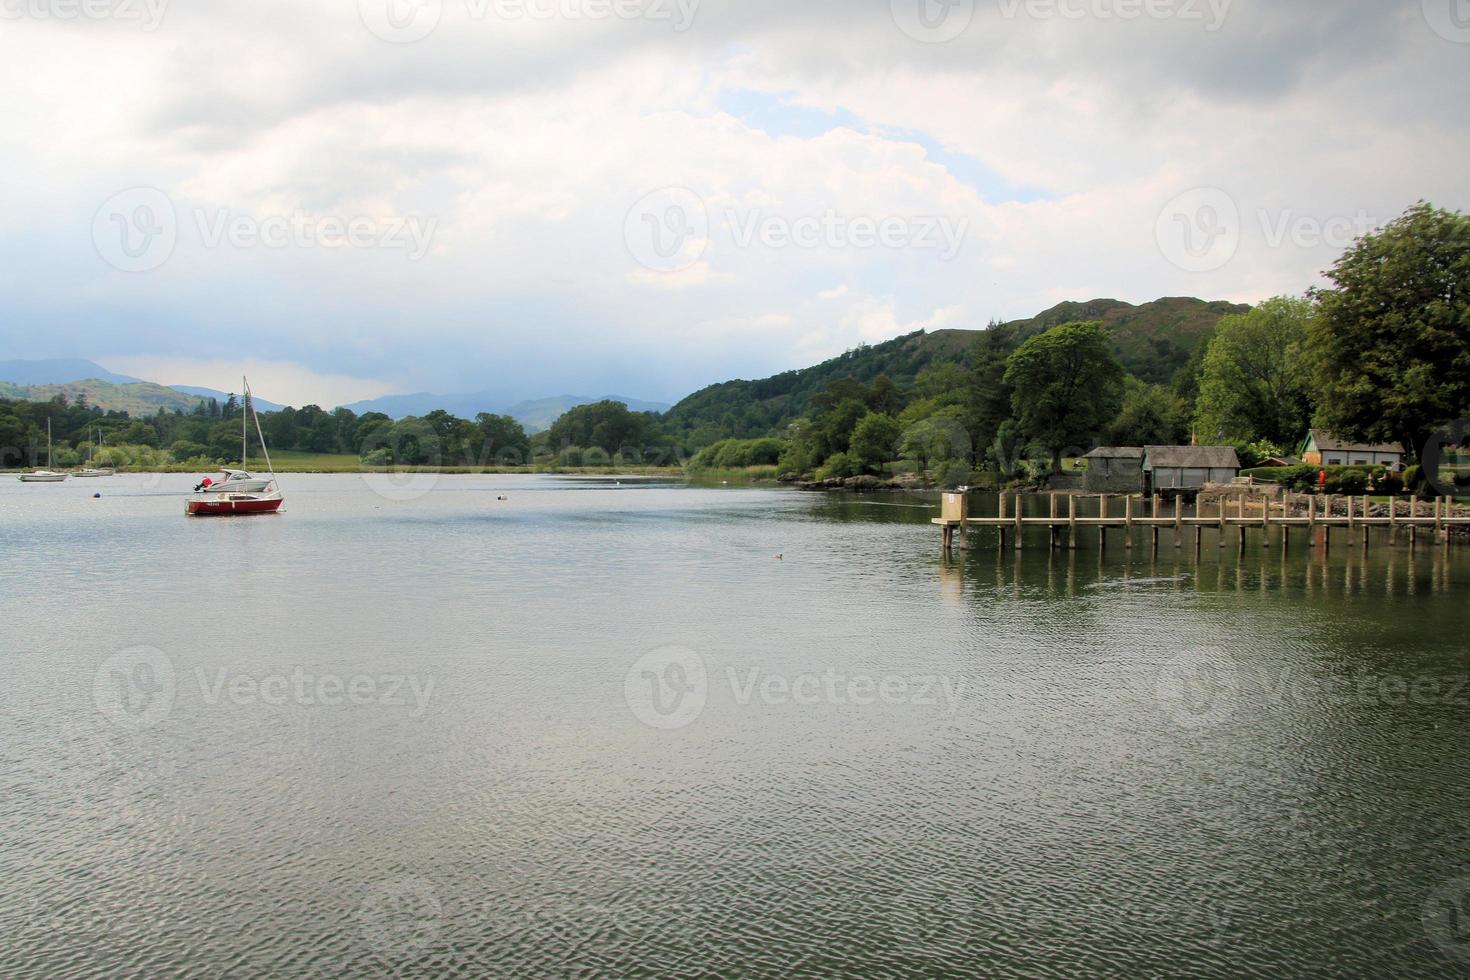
[662, 296, 1248, 441]
[0, 359, 286, 411]
[0, 379, 210, 416]
[0, 358, 141, 386]
[342, 390, 671, 432]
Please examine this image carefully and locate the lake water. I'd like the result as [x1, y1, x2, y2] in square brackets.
[2, 473, 1469, 978]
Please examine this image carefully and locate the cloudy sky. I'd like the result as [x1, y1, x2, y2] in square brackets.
[1, 0, 1467, 407]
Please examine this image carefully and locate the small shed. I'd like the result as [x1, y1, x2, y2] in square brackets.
[1081, 447, 1144, 492]
[1142, 446, 1241, 491]
[1299, 430, 1405, 470]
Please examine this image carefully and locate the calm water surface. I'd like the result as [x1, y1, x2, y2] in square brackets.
[2, 474, 1469, 978]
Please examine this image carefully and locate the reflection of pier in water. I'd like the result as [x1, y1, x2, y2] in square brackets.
[935, 492, 1469, 557]
[941, 532, 1457, 599]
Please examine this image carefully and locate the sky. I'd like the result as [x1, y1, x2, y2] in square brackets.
[1, 0, 1467, 408]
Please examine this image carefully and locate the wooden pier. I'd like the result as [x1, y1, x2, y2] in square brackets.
[935, 491, 1469, 554]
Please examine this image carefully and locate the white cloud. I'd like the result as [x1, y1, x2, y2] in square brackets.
[0, 2, 1467, 402]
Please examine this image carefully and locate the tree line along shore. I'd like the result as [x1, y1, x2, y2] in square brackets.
[4, 203, 1466, 495]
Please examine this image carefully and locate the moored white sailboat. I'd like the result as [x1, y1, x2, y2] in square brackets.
[186, 377, 283, 516]
[75, 428, 115, 477]
[18, 418, 69, 482]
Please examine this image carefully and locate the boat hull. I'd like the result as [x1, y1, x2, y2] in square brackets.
[185, 495, 284, 516]
[18, 473, 68, 482]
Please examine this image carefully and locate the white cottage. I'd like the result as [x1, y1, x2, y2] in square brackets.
[1299, 430, 1405, 470]
[1142, 446, 1241, 490]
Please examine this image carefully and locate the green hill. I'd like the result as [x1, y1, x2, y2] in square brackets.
[663, 296, 1247, 442]
[0, 378, 209, 416]
[999, 296, 1249, 384]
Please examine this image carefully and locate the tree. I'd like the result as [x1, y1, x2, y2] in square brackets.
[966, 322, 1017, 469]
[1311, 202, 1470, 460]
[474, 413, 531, 466]
[1003, 321, 1124, 472]
[817, 398, 869, 456]
[1194, 296, 1316, 445]
[1107, 378, 1191, 447]
[849, 412, 903, 474]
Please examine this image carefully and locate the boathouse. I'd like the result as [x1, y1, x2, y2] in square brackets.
[1142, 446, 1241, 491]
[1299, 430, 1405, 470]
[1081, 447, 1145, 492]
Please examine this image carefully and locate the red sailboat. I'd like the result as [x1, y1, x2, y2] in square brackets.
[186, 377, 284, 517]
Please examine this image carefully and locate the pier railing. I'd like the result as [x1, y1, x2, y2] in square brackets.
[935, 491, 1469, 554]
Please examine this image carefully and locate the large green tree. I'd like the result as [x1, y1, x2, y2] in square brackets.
[1107, 378, 1191, 447]
[1311, 202, 1470, 460]
[849, 412, 903, 474]
[1003, 321, 1124, 471]
[1194, 296, 1316, 445]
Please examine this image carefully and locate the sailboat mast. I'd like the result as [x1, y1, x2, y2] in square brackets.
[46, 417, 52, 468]
[245, 376, 276, 479]
[242, 376, 248, 467]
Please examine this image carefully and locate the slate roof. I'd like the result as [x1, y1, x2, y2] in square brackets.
[1306, 429, 1403, 455]
[1083, 446, 1145, 459]
[1142, 446, 1241, 470]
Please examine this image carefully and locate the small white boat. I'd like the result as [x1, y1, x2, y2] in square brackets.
[74, 429, 115, 477]
[193, 468, 272, 494]
[19, 470, 69, 483]
[18, 419, 69, 483]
